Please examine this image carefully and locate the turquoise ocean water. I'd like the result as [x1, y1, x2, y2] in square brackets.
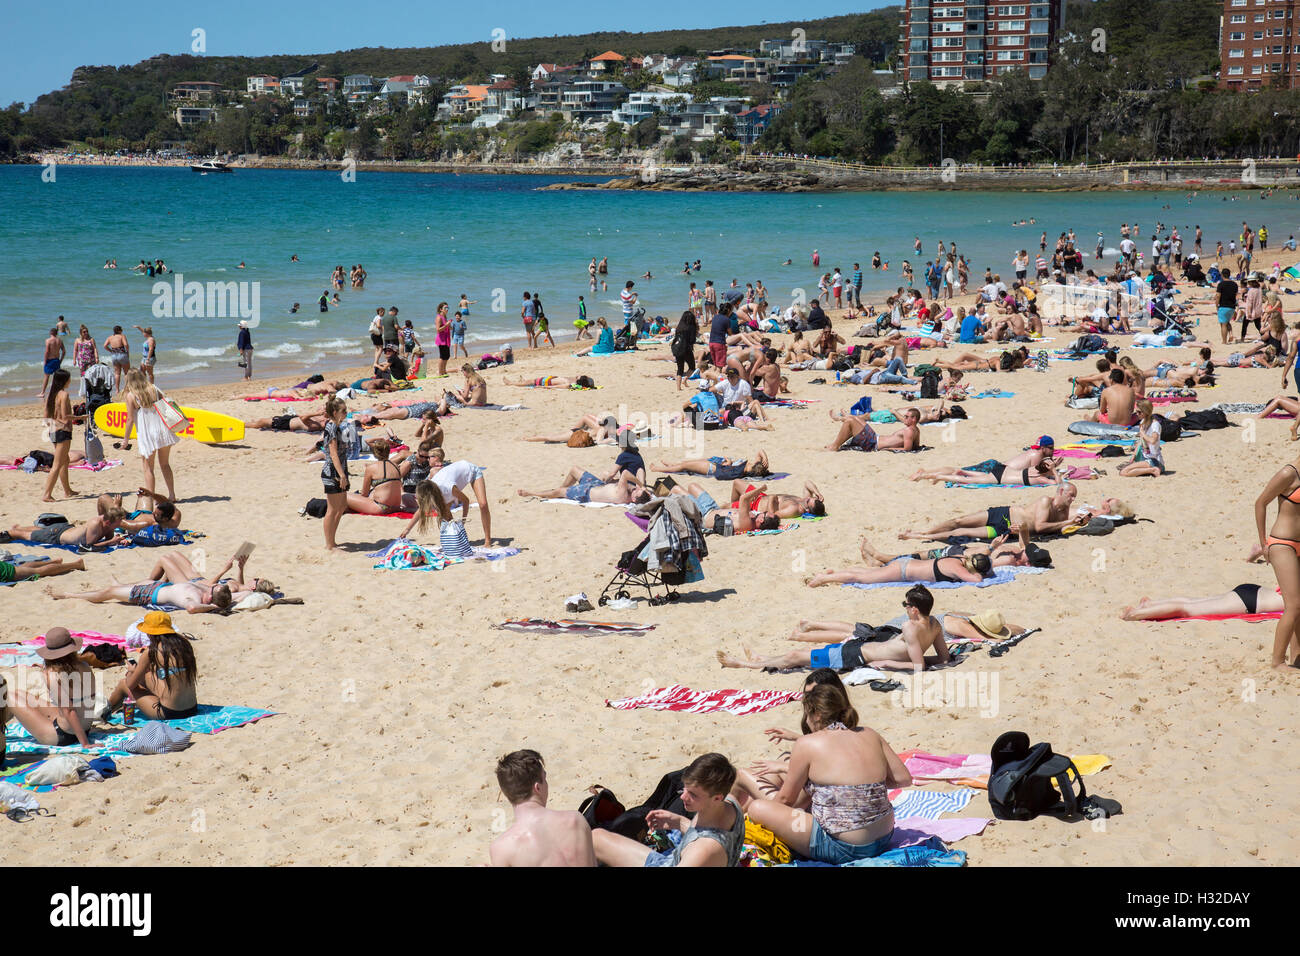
[0, 164, 1295, 404]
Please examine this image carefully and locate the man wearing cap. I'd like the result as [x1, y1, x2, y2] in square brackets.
[236, 320, 253, 380]
[3, 626, 94, 748]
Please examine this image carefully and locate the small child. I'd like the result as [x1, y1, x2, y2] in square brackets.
[451, 311, 468, 358]
[575, 296, 592, 340]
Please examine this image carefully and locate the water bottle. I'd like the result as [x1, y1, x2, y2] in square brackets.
[123, 701, 135, 726]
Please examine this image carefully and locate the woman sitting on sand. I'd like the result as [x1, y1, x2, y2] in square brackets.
[501, 374, 596, 389]
[444, 365, 488, 408]
[524, 413, 622, 445]
[95, 611, 198, 720]
[575, 317, 615, 356]
[397, 480, 473, 558]
[1121, 585, 1284, 621]
[1, 627, 96, 748]
[806, 552, 992, 588]
[735, 683, 910, 865]
[346, 438, 405, 515]
[412, 409, 444, 447]
[1118, 401, 1166, 478]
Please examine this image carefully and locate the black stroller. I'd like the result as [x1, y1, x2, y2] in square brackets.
[598, 533, 685, 607]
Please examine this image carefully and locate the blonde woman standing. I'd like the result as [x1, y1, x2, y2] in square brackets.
[122, 369, 178, 502]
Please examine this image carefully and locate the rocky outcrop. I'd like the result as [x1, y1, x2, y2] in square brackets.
[540, 168, 823, 192]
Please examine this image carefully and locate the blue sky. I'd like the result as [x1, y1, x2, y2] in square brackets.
[0, 0, 892, 106]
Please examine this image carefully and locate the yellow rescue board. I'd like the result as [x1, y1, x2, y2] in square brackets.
[94, 403, 245, 444]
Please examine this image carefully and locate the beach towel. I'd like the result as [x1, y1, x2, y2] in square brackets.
[1054, 449, 1099, 459]
[4, 703, 277, 760]
[843, 565, 1048, 591]
[0, 553, 43, 586]
[892, 817, 991, 846]
[973, 390, 1016, 399]
[100, 704, 277, 736]
[1148, 394, 1197, 405]
[901, 751, 993, 781]
[782, 835, 966, 867]
[890, 787, 976, 820]
[496, 619, 656, 634]
[761, 398, 817, 408]
[0, 757, 58, 792]
[605, 684, 802, 716]
[370, 540, 465, 571]
[738, 524, 797, 537]
[1154, 611, 1282, 623]
[0, 459, 122, 473]
[242, 395, 312, 402]
[541, 498, 629, 509]
[842, 666, 892, 685]
[1210, 402, 1268, 415]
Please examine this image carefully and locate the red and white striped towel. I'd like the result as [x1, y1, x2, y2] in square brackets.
[606, 684, 802, 716]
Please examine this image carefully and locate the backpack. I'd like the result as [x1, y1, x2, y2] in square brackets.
[595, 767, 692, 841]
[1178, 408, 1229, 431]
[1152, 414, 1182, 442]
[578, 787, 627, 830]
[988, 731, 1090, 820]
[919, 369, 940, 400]
[303, 498, 327, 519]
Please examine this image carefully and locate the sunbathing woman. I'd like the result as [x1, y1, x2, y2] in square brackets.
[912, 460, 1087, 487]
[1120, 585, 1284, 621]
[524, 414, 622, 444]
[652, 449, 771, 480]
[501, 374, 596, 389]
[858, 534, 1049, 570]
[95, 611, 199, 720]
[347, 438, 405, 515]
[442, 365, 488, 409]
[806, 552, 992, 588]
[781, 331, 815, 366]
[235, 380, 346, 400]
[936, 348, 1028, 373]
[1, 627, 95, 748]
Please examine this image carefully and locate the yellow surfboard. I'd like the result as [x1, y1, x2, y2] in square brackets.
[94, 403, 245, 444]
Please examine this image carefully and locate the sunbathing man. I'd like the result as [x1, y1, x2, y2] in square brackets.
[910, 436, 1056, 485]
[235, 380, 347, 400]
[858, 531, 1052, 570]
[142, 549, 274, 603]
[516, 467, 649, 505]
[100, 490, 182, 532]
[1066, 359, 1113, 401]
[249, 408, 333, 432]
[651, 449, 771, 480]
[0, 555, 86, 583]
[899, 484, 1078, 543]
[824, 407, 920, 452]
[7, 508, 128, 551]
[717, 584, 951, 673]
[524, 414, 623, 445]
[1120, 584, 1284, 621]
[1086, 368, 1137, 425]
[489, 750, 595, 867]
[47, 573, 233, 614]
[728, 479, 824, 520]
[936, 348, 1028, 373]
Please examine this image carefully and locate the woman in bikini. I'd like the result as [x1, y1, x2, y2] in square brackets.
[524, 413, 621, 445]
[806, 552, 992, 588]
[42, 368, 77, 502]
[1, 627, 95, 748]
[501, 374, 595, 389]
[651, 449, 771, 479]
[1255, 454, 1300, 668]
[347, 438, 405, 515]
[1121, 586, 1284, 622]
[444, 365, 488, 408]
[96, 612, 198, 720]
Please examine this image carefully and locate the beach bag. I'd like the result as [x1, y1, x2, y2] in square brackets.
[566, 430, 595, 448]
[988, 732, 1087, 820]
[29, 450, 55, 469]
[1178, 408, 1229, 431]
[84, 427, 104, 465]
[713, 513, 735, 536]
[153, 395, 188, 434]
[35, 513, 67, 527]
[579, 786, 627, 830]
[652, 477, 676, 497]
[920, 369, 940, 399]
[303, 498, 327, 519]
[1152, 414, 1182, 442]
[601, 767, 692, 841]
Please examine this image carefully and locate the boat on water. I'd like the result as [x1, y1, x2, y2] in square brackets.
[190, 160, 232, 173]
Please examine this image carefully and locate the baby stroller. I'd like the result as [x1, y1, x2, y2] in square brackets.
[598, 533, 685, 607]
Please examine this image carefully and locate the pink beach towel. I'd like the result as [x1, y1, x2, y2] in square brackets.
[892, 817, 991, 847]
[605, 684, 802, 716]
[899, 751, 994, 781]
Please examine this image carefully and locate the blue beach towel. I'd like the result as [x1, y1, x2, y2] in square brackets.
[781, 836, 966, 868]
[843, 565, 1048, 591]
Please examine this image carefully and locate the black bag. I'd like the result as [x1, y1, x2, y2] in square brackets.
[35, 513, 67, 526]
[600, 767, 691, 840]
[579, 787, 627, 830]
[28, 450, 54, 469]
[920, 369, 940, 400]
[1153, 414, 1182, 443]
[303, 498, 327, 519]
[1178, 408, 1229, 431]
[988, 731, 1120, 821]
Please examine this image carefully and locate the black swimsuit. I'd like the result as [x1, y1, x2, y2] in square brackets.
[1233, 583, 1261, 615]
[931, 559, 958, 584]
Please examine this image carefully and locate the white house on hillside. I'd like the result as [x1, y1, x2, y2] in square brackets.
[246, 75, 277, 94]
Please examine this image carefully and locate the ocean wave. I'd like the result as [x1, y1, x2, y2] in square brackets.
[310, 338, 362, 350]
[258, 343, 304, 359]
[291, 319, 319, 327]
[162, 361, 211, 375]
[0, 363, 23, 377]
[176, 346, 227, 357]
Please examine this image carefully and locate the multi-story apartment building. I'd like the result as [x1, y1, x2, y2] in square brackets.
[898, 1, 1064, 86]
[1220, 0, 1300, 90]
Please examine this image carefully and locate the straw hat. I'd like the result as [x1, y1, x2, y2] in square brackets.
[969, 611, 1011, 640]
[36, 626, 83, 660]
[137, 610, 176, 636]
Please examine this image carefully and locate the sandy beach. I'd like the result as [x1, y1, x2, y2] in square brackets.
[2, 278, 1297, 867]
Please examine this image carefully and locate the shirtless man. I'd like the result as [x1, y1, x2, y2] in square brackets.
[751, 349, 784, 400]
[652, 449, 770, 480]
[353, 400, 443, 425]
[47, 574, 233, 614]
[488, 750, 595, 867]
[728, 479, 824, 520]
[142, 549, 272, 603]
[900, 484, 1078, 542]
[825, 407, 920, 452]
[909, 435, 1057, 485]
[101, 490, 182, 532]
[717, 584, 951, 673]
[41, 328, 65, 399]
[516, 467, 649, 505]
[1066, 359, 1112, 401]
[8, 508, 128, 551]
[1087, 368, 1137, 425]
[248, 408, 333, 432]
[859, 528, 1052, 570]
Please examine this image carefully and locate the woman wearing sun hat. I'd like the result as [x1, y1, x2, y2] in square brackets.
[2, 626, 95, 748]
[939, 610, 1020, 643]
[95, 611, 198, 721]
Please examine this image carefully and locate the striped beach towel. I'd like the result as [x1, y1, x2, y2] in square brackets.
[605, 684, 802, 716]
[890, 788, 976, 820]
[497, 619, 656, 634]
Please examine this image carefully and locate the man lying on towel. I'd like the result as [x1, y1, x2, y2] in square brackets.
[717, 584, 954, 673]
[899, 483, 1077, 543]
[824, 407, 921, 452]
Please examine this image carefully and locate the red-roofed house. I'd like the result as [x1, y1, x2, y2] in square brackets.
[246, 74, 278, 94]
[315, 76, 340, 92]
[588, 51, 625, 74]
